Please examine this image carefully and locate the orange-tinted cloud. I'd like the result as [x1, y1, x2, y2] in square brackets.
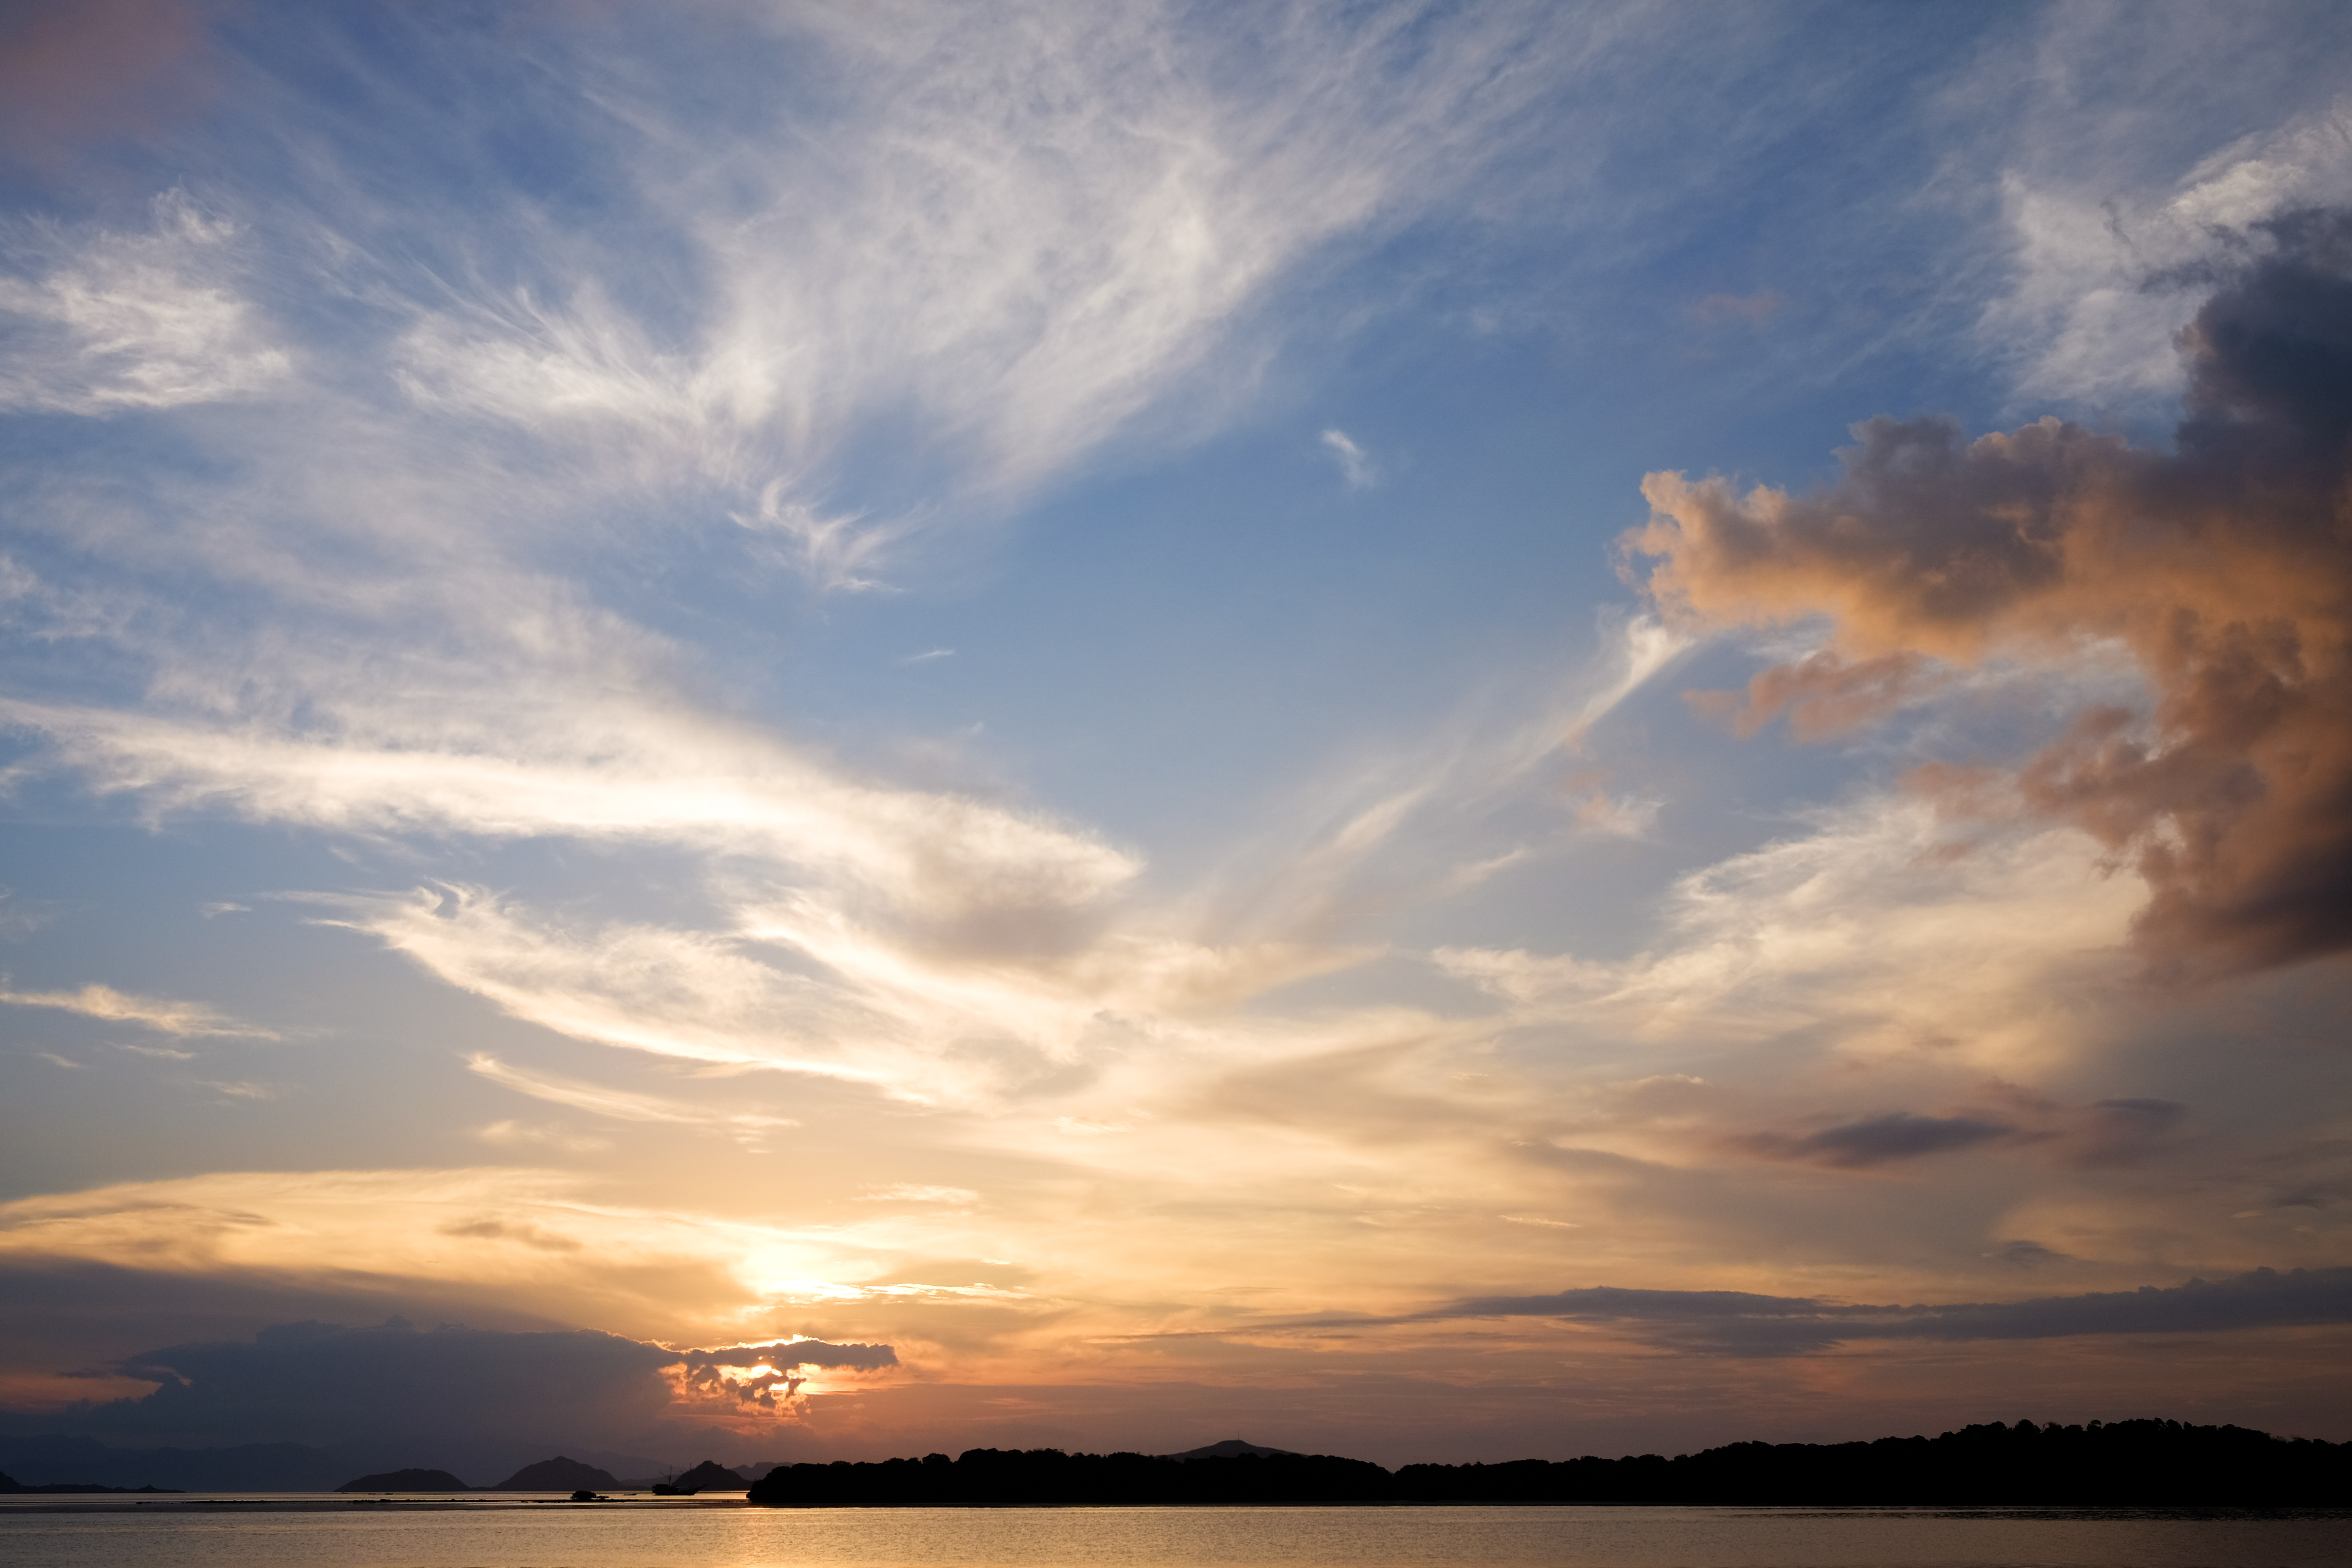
[1685, 649, 1941, 739]
[0, 0, 214, 169]
[1630, 209, 2352, 975]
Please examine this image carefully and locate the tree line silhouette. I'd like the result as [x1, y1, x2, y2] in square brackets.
[746, 1420, 2349, 1506]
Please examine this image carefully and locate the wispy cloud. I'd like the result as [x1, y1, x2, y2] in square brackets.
[465, 1054, 799, 1148]
[857, 1185, 981, 1205]
[0, 981, 273, 1038]
[1319, 428, 1377, 489]
[199, 1079, 280, 1102]
[6, 702, 1140, 922]
[0, 191, 288, 414]
[1978, 96, 2352, 409]
[1439, 790, 2144, 1062]
[475, 1119, 613, 1155]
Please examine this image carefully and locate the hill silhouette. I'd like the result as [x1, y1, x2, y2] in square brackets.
[748, 1420, 2350, 1506]
[486, 1456, 618, 1491]
[1163, 1439, 1300, 1460]
[667, 1459, 751, 1491]
[335, 1468, 472, 1492]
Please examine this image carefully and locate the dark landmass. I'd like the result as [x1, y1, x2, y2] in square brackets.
[0, 1437, 357, 1491]
[0, 1435, 667, 1492]
[486, 1456, 620, 1492]
[1163, 1440, 1300, 1460]
[335, 1468, 473, 1493]
[0, 1469, 180, 1494]
[750, 1444, 1392, 1506]
[666, 1460, 751, 1491]
[748, 1421, 2352, 1507]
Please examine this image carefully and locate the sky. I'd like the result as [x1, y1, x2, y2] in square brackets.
[1, 0, 2351, 1481]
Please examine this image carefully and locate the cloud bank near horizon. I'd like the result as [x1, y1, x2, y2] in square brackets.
[0, 1314, 895, 1465]
[1434, 1266, 2352, 1356]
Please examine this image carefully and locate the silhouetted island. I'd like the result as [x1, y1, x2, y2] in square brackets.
[486, 1456, 620, 1492]
[661, 1459, 752, 1492]
[746, 1421, 2351, 1507]
[335, 1468, 473, 1493]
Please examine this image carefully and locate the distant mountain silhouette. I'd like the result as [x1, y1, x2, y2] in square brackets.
[0, 1436, 666, 1492]
[0, 1467, 178, 1495]
[1162, 1440, 1300, 1460]
[749, 1420, 2352, 1507]
[666, 1459, 751, 1491]
[0, 1436, 353, 1491]
[335, 1468, 472, 1492]
[486, 1456, 619, 1491]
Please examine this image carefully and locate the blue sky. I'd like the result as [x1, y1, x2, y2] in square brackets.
[2, 0, 2351, 1476]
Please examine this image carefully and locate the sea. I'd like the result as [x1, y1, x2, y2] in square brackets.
[2, 1496, 2347, 1568]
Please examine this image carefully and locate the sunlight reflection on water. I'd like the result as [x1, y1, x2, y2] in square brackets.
[3, 1502, 2350, 1568]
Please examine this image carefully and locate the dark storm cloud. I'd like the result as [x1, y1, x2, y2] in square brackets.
[1729, 1095, 2188, 1173]
[1432, 1266, 2352, 1357]
[1444, 1286, 1841, 1322]
[1635, 208, 2352, 975]
[691, 1339, 899, 1371]
[4, 1317, 896, 1449]
[1984, 1239, 2071, 1267]
[1737, 1111, 2015, 1168]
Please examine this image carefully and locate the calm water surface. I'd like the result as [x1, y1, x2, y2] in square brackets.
[3, 1499, 2346, 1568]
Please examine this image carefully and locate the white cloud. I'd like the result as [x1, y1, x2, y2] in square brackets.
[731, 485, 895, 592]
[857, 1185, 980, 1205]
[465, 1054, 798, 1149]
[0, 698, 1140, 927]
[475, 1119, 614, 1154]
[0, 981, 274, 1039]
[200, 1079, 281, 1101]
[1980, 98, 2352, 409]
[328, 0, 1608, 590]
[1319, 428, 1377, 488]
[1439, 790, 2145, 1073]
[0, 192, 289, 415]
